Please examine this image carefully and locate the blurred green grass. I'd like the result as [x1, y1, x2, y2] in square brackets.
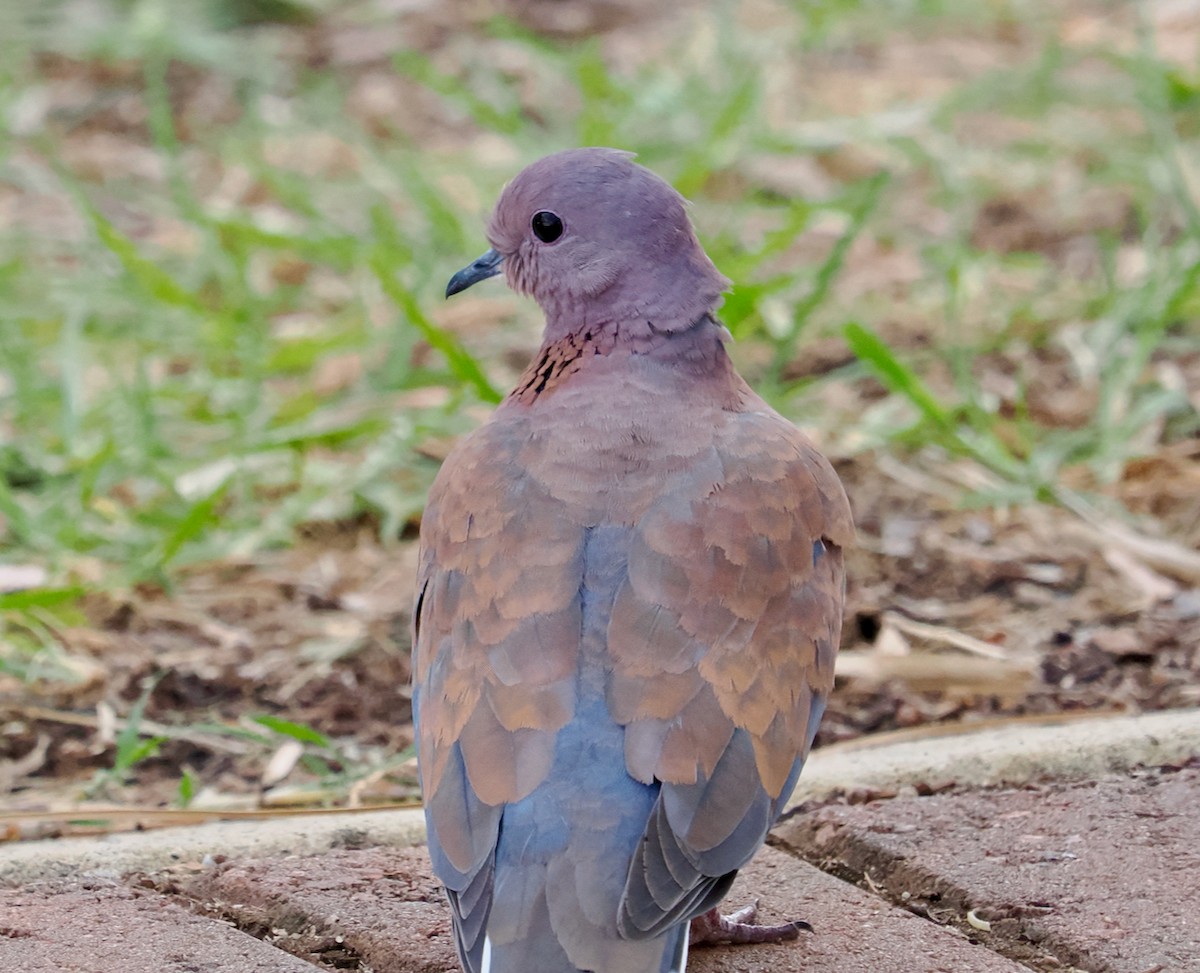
[1, 0, 1197, 641]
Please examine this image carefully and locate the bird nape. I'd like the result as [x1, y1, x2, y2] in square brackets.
[411, 147, 853, 973]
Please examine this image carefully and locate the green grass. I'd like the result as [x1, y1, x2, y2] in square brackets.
[1, 0, 1197, 623]
[844, 16, 1200, 507]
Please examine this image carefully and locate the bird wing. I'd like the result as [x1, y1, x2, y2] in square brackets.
[412, 418, 588, 970]
[612, 407, 853, 939]
[414, 404, 853, 955]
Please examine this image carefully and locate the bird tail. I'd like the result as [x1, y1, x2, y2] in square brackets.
[478, 911, 688, 973]
[662, 925, 688, 973]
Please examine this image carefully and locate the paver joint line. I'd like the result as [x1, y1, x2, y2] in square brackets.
[777, 764, 1200, 973]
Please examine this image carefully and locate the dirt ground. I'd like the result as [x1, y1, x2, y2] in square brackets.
[3, 441, 1198, 829]
[2, 0, 1199, 831]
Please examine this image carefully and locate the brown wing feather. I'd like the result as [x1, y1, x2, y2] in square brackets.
[414, 418, 586, 810]
[609, 408, 853, 799]
[615, 407, 851, 940]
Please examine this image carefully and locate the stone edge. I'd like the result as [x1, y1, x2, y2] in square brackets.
[3, 708, 1197, 885]
[787, 707, 1200, 809]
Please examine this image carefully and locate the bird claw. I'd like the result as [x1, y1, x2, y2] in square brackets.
[688, 901, 813, 947]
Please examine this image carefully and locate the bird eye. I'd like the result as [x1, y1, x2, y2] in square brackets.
[531, 211, 564, 243]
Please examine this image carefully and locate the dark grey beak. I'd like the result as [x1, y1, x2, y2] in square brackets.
[446, 249, 504, 298]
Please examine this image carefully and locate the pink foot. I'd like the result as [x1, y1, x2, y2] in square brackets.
[688, 901, 812, 947]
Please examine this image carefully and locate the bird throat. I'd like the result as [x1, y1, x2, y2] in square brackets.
[509, 314, 731, 406]
[510, 328, 605, 404]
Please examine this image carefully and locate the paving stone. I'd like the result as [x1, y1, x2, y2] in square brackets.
[176, 846, 458, 973]
[777, 765, 1200, 973]
[789, 709, 1200, 808]
[695, 846, 1033, 973]
[0, 808, 428, 887]
[178, 843, 1032, 973]
[0, 880, 319, 973]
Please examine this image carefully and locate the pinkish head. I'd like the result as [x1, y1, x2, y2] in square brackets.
[446, 148, 730, 339]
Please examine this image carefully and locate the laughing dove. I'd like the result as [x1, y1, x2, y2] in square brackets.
[413, 148, 853, 973]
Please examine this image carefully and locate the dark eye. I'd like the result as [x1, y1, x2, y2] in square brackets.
[531, 211, 564, 243]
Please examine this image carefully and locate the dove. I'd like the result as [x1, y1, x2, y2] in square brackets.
[413, 147, 853, 973]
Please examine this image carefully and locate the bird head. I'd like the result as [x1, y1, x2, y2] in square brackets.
[446, 148, 730, 339]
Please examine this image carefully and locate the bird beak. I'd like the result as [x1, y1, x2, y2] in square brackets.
[445, 249, 504, 298]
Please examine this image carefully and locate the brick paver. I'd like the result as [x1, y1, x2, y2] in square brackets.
[175, 844, 1032, 973]
[3, 760, 1196, 972]
[778, 765, 1200, 973]
[696, 846, 1032, 973]
[0, 880, 319, 973]
[176, 846, 457, 973]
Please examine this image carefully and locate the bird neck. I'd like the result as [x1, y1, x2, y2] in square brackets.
[508, 313, 737, 406]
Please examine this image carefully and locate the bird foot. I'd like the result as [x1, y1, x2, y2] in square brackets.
[688, 901, 812, 947]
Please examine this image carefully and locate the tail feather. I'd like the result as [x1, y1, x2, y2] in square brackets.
[482, 866, 688, 973]
[663, 924, 689, 973]
[484, 886, 576, 973]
